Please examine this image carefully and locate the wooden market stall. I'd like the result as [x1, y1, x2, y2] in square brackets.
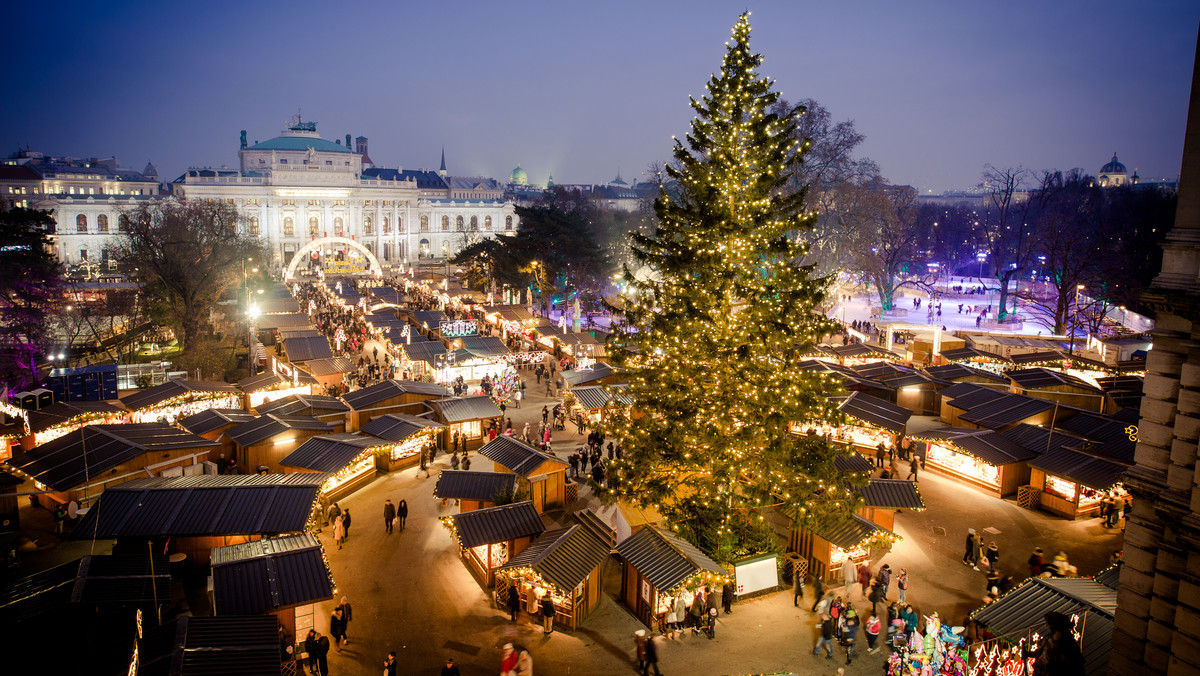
[851, 362, 947, 415]
[120, 379, 243, 424]
[294, 357, 355, 392]
[924, 363, 1008, 387]
[433, 470, 517, 513]
[939, 383, 1061, 431]
[3, 423, 219, 509]
[615, 525, 730, 631]
[445, 500, 546, 588]
[237, 371, 314, 412]
[358, 413, 445, 471]
[1006, 367, 1108, 413]
[853, 478, 926, 531]
[225, 414, 333, 475]
[342, 379, 451, 432]
[398, 340, 448, 379]
[917, 428, 1037, 497]
[478, 435, 570, 513]
[255, 393, 350, 432]
[19, 401, 128, 452]
[565, 385, 631, 426]
[495, 524, 611, 631]
[282, 335, 334, 364]
[560, 362, 622, 388]
[280, 433, 386, 502]
[1028, 447, 1129, 520]
[789, 513, 898, 584]
[426, 395, 503, 451]
[800, 392, 912, 456]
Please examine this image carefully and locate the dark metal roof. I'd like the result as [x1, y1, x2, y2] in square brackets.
[26, 401, 125, 435]
[428, 395, 503, 423]
[940, 382, 1009, 409]
[283, 335, 334, 362]
[1008, 350, 1068, 365]
[71, 554, 172, 606]
[0, 559, 79, 624]
[225, 414, 331, 447]
[4, 423, 218, 491]
[360, 413, 445, 442]
[412, 310, 448, 326]
[1094, 562, 1121, 590]
[210, 533, 333, 615]
[570, 385, 613, 410]
[924, 363, 1006, 382]
[179, 409, 256, 436]
[834, 453, 875, 473]
[255, 297, 301, 314]
[971, 577, 1115, 676]
[1054, 413, 1137, 462]
[138, 615, 282, 676]
[71, 474, 323, 539]
[1028, 448, 1128, 490]
[276, 327, 322, 339]
[561, 362, 617, 386]
[1007, 367, 1103, 393]
[798, 359, 890, 392]
[958, 393, 1055, 429]
[495, 525, 610, 594]
[402, 340, 448, 364]
[826, 343, 902, 360]
[574, 508, 617, 548]
[856, 479, 925, 510]
[478, 435, 568, 477]
[255, 393, 350, 417]
[256, 312, 313, 330]
[301, 356, 356, 376]
[999, 423, 1083, 456]
[280, 433, 382, 472]
[120, 380, 241, 411]
[923, 428, 1037, 465]
[342, 379, 451, 409]
[433, 470, 516, 501]
[838, 392, 912, 434]
[236, 372, 287, 393]
[941, 346, 1013, 363]
[615, 526, 728, 593]
[811, 513, 893, 550]
[459, 335, 510, 358]
[449, 500, 545, 548]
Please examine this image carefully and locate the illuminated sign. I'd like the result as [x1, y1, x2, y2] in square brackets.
[440, 320, 478, 337]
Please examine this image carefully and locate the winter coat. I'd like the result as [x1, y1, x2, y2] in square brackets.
[857, 564, 871, 587]
[878, 566, 892, 589]
[384, 502, 396, 522]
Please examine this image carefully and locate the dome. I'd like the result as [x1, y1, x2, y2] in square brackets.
[1100, 153, 1126, 175]
[510, 164, 528, 185]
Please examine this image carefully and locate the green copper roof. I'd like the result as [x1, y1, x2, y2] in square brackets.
[248, 136, 354, 153]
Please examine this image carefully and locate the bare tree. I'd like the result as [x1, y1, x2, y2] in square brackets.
[848, 181, 925, 311]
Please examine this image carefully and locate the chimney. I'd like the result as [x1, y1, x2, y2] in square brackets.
[355, 137, 368, 155]
[240, 130, 247, 149]
[346, 134, 352, 148]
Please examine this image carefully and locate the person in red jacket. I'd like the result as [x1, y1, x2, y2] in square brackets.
[857, 563, 872, 600]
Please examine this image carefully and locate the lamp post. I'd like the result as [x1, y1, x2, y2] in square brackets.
[1069, 284, 1085, 356]
[976, 252, 987, 280]
[442, 242, 448, 280]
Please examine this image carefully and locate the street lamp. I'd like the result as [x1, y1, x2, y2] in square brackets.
[976, 252, 987, 280]
[1069, 284, 1085, 355]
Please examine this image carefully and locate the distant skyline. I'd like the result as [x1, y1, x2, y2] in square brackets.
[2, 1, 1197, 193]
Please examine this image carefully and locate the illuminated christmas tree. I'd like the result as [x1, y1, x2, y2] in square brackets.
[603, 13, 858, 561]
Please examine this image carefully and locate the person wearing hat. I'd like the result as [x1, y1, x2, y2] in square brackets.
[634, 630, 648, 672]
[516, 649, 533, 676]
[963, 528, 979, 568]
[842, 606, 860, 664]
[500, 643, 518, 676]
[1028, 547, 1044, 577]
[706, 606, 718, 639]
[440, 657, 460, 676]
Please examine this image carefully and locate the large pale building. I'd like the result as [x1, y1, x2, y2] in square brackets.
[25, 116, 518, 270]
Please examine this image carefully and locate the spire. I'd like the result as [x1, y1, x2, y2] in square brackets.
[439, 147, 447, 177]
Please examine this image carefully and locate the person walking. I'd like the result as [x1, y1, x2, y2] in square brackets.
[54, 505, 66, 535]
[462, 454, 471, 471]
[793, 569, 806, 607]
[440, 658, 461, 676]
[841, 557, 856, 595]
[877, 564, 892, 600]
[705, 607, 718, 639]
[309, 630, 331, 676]
[986, 542, 1001, 571]
[337, 596, 353, 644]
[689, 591, 705, 634]
[843, 606, 860, 665]
[964, 528, 979, 567]
[906, 457, 920, 481]
[384, 499, 395, 534]
[897, 568, 909, 605]
[541, 406, 549, 425]
[722, 579, 735, 614]
[1028, 547, 1044, 577]
[507, 582, 521, 621]
[500, 643, 518, 676]
[857, 562, 871, 600]
[634, 630, 648, 673]
[419, 446, 430, 478]
[329, 608, 347, 653]
[673, 594, 687, 638]
[341, 509, 352, 540]
[383, 651, 397, 676]
[865, 611, 882, 654]
[811, 575, 826, 612]
[540, 592, 555, 634]
[813, 614, 836, 659]
[643, 633, 662, 676]
[333, 513, 346, 549]
[326, 501, 341, 528]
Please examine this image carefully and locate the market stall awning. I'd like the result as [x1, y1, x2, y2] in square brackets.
[428, 395, 503, 423]
[495, 525, 610, 595]
[225, 414, 332, 447]
[255, 312, 313, 330]
[448, 500, 546, 549]
[280, 433, 382, 473]
[615, 525, 728, 593]
[971, 577, 1115, 676]
[4, 423, 219, 492]
[255, 394, 350, 418]
[825, 343, 902, 361]
[810, 513, 895, 551]
[179, 409, 257, 436]
[138, 616, 281, 676]
[834, 453, 875, 474]
[837, 392, 912, 435]
[458, 335, 510, 359]
[283, 335, 334, 363]
[301, 357, 356, 377]
[1006, 367, 1103, 393]
[434, 470, 517, 502]
[210, 533, 333, 615]
[571, 385, 614, 410]
[940, 346, 1013, 364]
[401, 340, 448, 365]
[561, 362, 618, 387]
[479, 436, 568, 477]
[343, 379, 451, 410]
[71, 473, 324, 539]
[921, 428, 1037, 465]
[360, 413, 445, 443]
[26, 401, 125, 436]
[924, 363, 1006, 383]
[855, 479, 925, 510]
[998, 423, 1081, 457]
[1053, 412, 1137, 462]
[120, 379, 242, 412]
[1028, 448, 1128, 491]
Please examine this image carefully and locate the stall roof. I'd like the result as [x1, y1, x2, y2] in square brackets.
[1000, 424, 1083, 457]
[0, 558, 79, 624]
[838, 392, 912, 434]
[449, 500, 546, 549]
[276, 328, 322, 340]
[343, 379, 452, 410]
[1008, 350, 1069, 365]
[855, 479, 925, 510]
[210, 533, 333, 615]
[428, 395, 503, 423]
[1094, 562, 1122, 590]
[923, 428, 1038, 465]
[433, 469, 517, 502]
[283, 335, 334, 362]
[939, 382, 1009, 409]
[255, 393, 349, 417]
[571, 385, 614, 410]
[479, 436, 568, 477]
[940, 346, 1013, 364]
[924, 363, 1006, 383]
[120, 379, 241, 412]
[459, 335, 510, 359]
[280, 433, 382, 473]
[237, 372, 289, 393]
[361, 413, 445, 443]
[402, 340, 448, 364]
[225, 414, 331, 447]
[71, 553, 172, 606]
[1054, 413, 1137, 462]
[972, 577, 1115, 676]
[4, 423, 218, 492]
[255, 297, 300, 315]
[561, 362, 618, 386]
[957, 393, 1056, 429]
[1007, 367, 1103, 393]
[482, 305, 535, 321]
[826, 343, 903, 361]
[1028, 448, 1128, 490]
[574, 508, 618, 549]
[495, 525, 610, 594]
[138, 615, 281, 676]
[798, 359, 891, 392]
[179, 409, 256, 436]
[412, 310, 448, 326]
[834, 453, 875, 474]
[615, 525, 728, 593]
[71, 473, 323, 539]
[256, 312, 313, 330]
[811, 513, 894, 551]
[26, 401, 125, 435]
[1094, 375, 1144, 408]
[301, 356, 356, 377]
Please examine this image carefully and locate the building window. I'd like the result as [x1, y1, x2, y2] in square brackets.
[118, 214, 130, 232]
[333, 200, 346, 206]
[309, 200, 320, 206]
[383, 243, 391, 261]
[470, 215, 478, 230]
[420, 215, 429, 232]
[283, 217, 294, 236]
[282, 199, 295, 206]
[397, 216, 404, 233]
[225, 198, 234, 204]
[365, 242, 374, 254]
[309, 217, 319, 236]
[249, 216, 259, 235]
[505, 215, 513, 231]
[76, 214, 87, 232]
[456, 216, 464, 231]
[359, 217, 367, 235]
[420, 238, 430, 255]
[325, 160, 332, 166]
[364, 200, 374, 206]
[484, 216, 492, 230]
[80, 249, 89, 261]
[441, 216, 450, 231]
[247, 198, 259, 205]
[381, 217, 390, 234]
[97, 214, 109, 232]
[280, 159, 287, 164]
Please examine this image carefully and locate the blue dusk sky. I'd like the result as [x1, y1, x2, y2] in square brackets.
[2, 0, 1197, 193]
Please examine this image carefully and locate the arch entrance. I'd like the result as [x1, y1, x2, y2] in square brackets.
[284, 236, 383, 281]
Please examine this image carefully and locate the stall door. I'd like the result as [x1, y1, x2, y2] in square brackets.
[528, 474, 548, 513]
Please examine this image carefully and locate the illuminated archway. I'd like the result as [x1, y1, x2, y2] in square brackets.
[285, 236, 382, 281]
